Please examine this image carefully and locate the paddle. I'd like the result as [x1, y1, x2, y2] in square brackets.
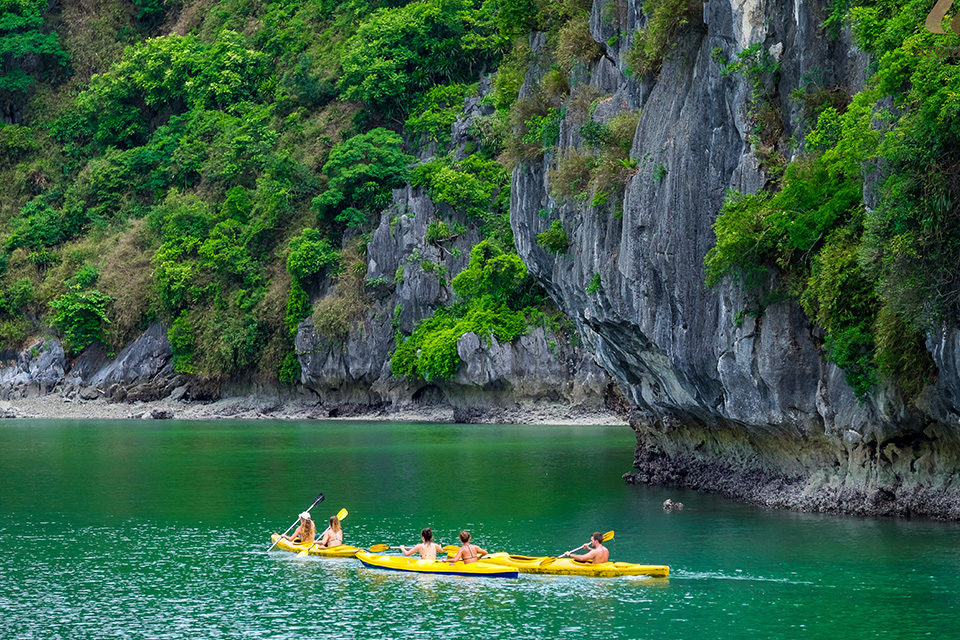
[268, 493, 324, 551]
[367, 542, 445, 555]
[561, 530, 615, 557]
[368, 544, 396, 553]
[296, 508, 349, 557]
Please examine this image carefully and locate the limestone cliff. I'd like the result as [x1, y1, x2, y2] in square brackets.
[510, 0, 960, 518]
[295, 89, 615, 418]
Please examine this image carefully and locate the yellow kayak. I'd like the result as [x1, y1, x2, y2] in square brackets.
[355, 551, 518, 578]
[270, 533, 361, 557]
[483, 552, 670, 578]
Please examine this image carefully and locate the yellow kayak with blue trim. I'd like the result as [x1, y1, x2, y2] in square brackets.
[355, 551, 518, 578]
[482, 552, 669, 577]
[270, 533, 361, 557]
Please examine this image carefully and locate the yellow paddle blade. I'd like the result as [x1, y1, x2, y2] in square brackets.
[368, 544, 389, 553]
[602, 530, 614, 542]
[296, 545, 313, 557]
[443, 545, 459, 555]
[337, 508, 348, 521]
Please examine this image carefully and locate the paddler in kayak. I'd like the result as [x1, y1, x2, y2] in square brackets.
[281, 511, 316, 545]
[448, 530, 488, 564]
[400, 527, 444, 560]
[562, 531, 609, 564]
[315, 515, 344, 547]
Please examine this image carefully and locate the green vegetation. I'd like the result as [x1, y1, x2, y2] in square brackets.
[338, 0, 504, 119]
[406, 83, 477, 145]
[705, 0, 951, 400]
[49, 284, 113, 354]
[411, 152, 511, 245]
[626, 0, 703, 76]
[586, 273, 602, 294]
[548, 109, 640, 210]
[0, 0, 68, 99]
[537, 220, 570, 254]
[0, 0, 597, 386]
[391, 240, 545, 380]
[313, 128, 414, 228]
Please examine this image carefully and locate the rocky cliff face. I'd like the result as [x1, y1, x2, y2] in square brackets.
[510, 0, 960, 518]
[295, 89, 616, 419]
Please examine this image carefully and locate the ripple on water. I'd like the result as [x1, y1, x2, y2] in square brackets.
[672, 568, 816, 585]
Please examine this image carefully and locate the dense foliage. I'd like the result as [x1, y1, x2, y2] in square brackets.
[0, 0, 68, 97]
[339, 0, 504, 118]
[0, 0, 593, 384]
[391, 241, 541, 380]
[313, 128, 414, 228]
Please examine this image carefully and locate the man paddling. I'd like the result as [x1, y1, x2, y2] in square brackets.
[563, 531, 609, 564]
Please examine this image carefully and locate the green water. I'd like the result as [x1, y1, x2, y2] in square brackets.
[1, 419, 959, 639]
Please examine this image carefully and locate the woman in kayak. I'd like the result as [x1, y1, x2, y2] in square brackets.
[281, 511, 316, 545]
[401, 528, 444, 560]
[315, 515, 343, 547]
[563, 531, 609, 564]
[449, 530, 488, 564]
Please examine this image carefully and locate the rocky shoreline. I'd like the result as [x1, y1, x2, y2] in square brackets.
[0, 395, 628, 425]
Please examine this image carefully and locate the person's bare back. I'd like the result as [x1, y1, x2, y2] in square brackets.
[566, 532, 609, 564]
[401, 527, 443, 560]
[451, 531, 487, 564]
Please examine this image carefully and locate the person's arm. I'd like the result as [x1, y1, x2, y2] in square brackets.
[570, 547, 598, 562]
[476, 546, 488, 558]
[401, 544, 418, 557]
[561, 543, 587, 558]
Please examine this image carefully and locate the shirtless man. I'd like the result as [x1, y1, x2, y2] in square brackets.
[400, 527, 444, 560]
[564, 531, 609, 564]
[449, 530, 488, 564]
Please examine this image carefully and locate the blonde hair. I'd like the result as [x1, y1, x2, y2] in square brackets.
[329, 516, 341, 532]
[301, 518, 316, 540]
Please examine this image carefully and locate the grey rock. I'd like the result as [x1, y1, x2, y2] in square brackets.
[88, 323, 177, 397]
[79, 386, 101, 401]
[0, 324, 187, 405]
[169, 385, 190, 402]
[295, 81, 615, 414]
[510, 0, 960, 518]
[141, 408, 174, 420]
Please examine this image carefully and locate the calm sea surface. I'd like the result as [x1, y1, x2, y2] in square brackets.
[1, 419, 958, 639]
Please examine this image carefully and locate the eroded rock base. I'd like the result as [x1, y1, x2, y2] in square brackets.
[624, 411, 960, 520]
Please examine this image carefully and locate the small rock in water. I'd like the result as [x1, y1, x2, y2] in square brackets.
[136, 408, 174, 420]
[662, 499, 684, 511]
[0, 405, 18, 418]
